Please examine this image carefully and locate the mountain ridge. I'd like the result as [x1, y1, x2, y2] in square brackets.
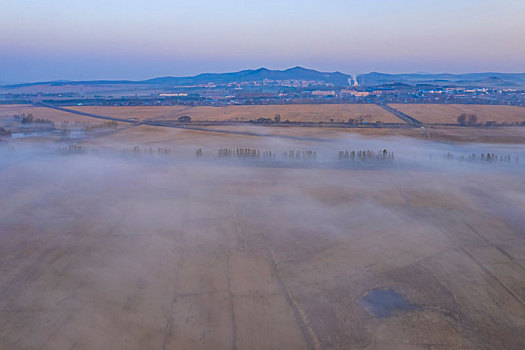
[3, 67, 525, 88]
[357, 72, 525, 87]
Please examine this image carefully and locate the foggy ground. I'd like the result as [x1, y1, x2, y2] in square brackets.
[1, 127, 525, 349]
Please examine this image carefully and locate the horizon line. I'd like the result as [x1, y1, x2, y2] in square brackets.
[2, 66, 525, 86]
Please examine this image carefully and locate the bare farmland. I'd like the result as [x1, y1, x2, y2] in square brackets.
[1, 124, 525, 349]
[146, 104, 403, 123]
[67, 105, 190, 121]
[390, 103, 525, 124]
[0, 104, 105, 126]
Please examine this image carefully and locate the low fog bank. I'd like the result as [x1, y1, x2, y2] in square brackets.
[2, 135, 524, 255]
[1, 133, 524, 173]
[1, 135, 525, 349]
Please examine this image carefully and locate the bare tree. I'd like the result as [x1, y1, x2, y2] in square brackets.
[457, 113, 478, 126]
[457, 113, 467, 126]
[468, 114, 478, 126]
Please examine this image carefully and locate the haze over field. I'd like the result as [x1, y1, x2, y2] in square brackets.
[2, 0, 525, 349]
[1, 131, 525, 349]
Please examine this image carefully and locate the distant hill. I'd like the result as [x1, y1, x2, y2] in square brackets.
[3, 67, 352, 88]
[357, 72, 525, 88]
[3, 68, 525, 89]
[140, 66, 352, 86]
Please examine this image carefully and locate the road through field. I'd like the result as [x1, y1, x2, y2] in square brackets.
[35, 103, 330, 141]
[375, 103, 422, 126]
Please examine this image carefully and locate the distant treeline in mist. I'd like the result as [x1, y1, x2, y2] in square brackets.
[442, 152, 519, 163]
[338, 149, 394, 162]
[53, 144, 521, 167]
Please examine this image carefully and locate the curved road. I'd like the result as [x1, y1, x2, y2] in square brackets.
[34, 102, 329, 142]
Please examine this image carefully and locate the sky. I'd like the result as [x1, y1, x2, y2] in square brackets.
[1, 0, 524, 82]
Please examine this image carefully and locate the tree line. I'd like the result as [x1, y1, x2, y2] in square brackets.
[338, 149, 394, 162]
[14, 113, 53, 125]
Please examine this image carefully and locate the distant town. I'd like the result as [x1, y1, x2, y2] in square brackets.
[1, 67, 524, 107]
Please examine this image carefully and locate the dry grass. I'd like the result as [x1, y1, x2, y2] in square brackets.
[0, 104, 101, 126]
[390, 104, 525, 124]
[79, 123, 525, 150]
[1, 144, 524, 349]
[68, 106, 190, 121]
[0, 105, 101, 126]
[3, 103, 525, 146]
[3, 104, 403, 127]
[151, 104, 403, 123]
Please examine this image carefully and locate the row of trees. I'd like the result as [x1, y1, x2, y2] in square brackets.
[282, 150, 317, 160]
[443, 152, 519, 163]
[338, 149, 394, 162]
[121, 146, 172, 155]
[201, 148, 392, 162]
[58, 144, 88, 154]
[14, 113, 53, 125]
[217, 148, 317, 160]
[248, 114, 384, 126]
[457, 113, 478, 126]
[217, 148, 273, 158]
[213, 148, 319, 160]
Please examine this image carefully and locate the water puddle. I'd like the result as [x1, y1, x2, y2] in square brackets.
[360, 288, 419, 318]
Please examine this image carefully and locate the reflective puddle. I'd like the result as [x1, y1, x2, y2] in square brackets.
[360, 289, 419, 318]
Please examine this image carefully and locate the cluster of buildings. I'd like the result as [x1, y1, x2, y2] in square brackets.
[2, 76, 523, 107]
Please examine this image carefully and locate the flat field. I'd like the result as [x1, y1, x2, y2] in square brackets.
[5, 103, 525, 127]
[66, 104, 402, 123]
[0, 104, 104, 126]
[1, 122, 525, 350]
[67, 105, 190, 121]
[1, 104, 403, 126]
[169, 104, 403, 123]
[390, 103, 525, 124]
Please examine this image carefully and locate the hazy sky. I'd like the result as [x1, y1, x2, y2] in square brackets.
[1, 0, 524, 82]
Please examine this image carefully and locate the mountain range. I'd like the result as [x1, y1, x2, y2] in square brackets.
[3, 67, 525, 89]
[143, 66, 351, 86]
[357, 72, 525, 88]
